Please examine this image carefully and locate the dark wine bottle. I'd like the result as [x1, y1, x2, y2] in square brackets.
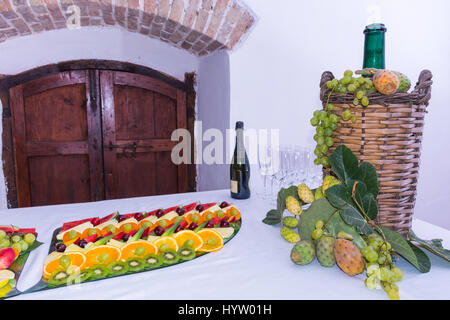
[230, 121, 250, 199]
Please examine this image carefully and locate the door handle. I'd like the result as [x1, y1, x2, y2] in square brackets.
[108, 141, 137, 158]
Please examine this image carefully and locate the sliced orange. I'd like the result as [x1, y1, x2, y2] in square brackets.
[119, 240, 158, 261]
[84, 245, 121, 268]
[100, 224, 117, 236]
[226, 207, 241, 220]
[12, 247, 20, 260]
[152, 236, 178, 252]
[81, 227, 101, 239]
[43, 251, 86, 279]
[197, 229, 224, 252]
[201, 210, 214, 222]
[186, 212, 202, 225]
[173, 230, 204, 251]
[118, 221, 139, 233]
[62, 231, 82, 246]
[155, 218, 175, 228]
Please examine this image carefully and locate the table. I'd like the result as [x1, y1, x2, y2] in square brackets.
[2, 189, 449, 300]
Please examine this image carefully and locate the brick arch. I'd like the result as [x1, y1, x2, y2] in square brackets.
[0, 0, 256, 56]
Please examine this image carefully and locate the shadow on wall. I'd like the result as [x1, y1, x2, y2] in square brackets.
[196, 50, 231, 192]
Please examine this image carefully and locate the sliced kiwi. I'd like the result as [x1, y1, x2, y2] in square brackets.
[107, 261, 129, 276]
[161, 249, 180, 265]
[178, 247, 196, 261]
[126, 258, 146, 273]
[78, 269, 93, 283]
[143, 254, 163, 270]
[89, 264, 110, 280]
[47, 269, 71, 287]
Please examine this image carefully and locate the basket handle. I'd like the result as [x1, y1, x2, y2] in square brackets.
[412, 69, 433, 105]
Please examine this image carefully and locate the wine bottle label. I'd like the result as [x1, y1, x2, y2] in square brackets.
[230, 180, 238, 193]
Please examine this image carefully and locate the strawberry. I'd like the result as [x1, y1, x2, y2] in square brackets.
[113, 232, 125, 240]
[84, 234, 98, 243]
[142, 227, 150, 239]
[211, 217, 220, 225]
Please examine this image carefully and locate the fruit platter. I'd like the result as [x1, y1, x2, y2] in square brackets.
[26, 201, 241, 292]
[0, 225, 42, 299]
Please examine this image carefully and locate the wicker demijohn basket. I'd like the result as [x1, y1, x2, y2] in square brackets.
[320, 70, 433, 235]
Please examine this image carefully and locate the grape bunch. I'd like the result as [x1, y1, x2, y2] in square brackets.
[326, 69, 376, 107]
[310, 70, 375, 168]
[0, 229, 36, 253]
[360, 233, 403, 300]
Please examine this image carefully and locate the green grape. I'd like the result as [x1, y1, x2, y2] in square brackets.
[329, 114, 339, 123]
[190, 214, 200, 223]
[312, 229, 323, 240]
[97, 253, 110, 263]
[11, 235, 21, 243]
[325, 137, 334, 147]
[134, 246, 146, 257]
[87, 228, 98, 236]
[326, 104, 334, 111]
[391, 267, 403, 282]
[313, 158, 321, 165]
[361, 96, 369, 107]
[321, 157, 330, 168]
[0, 230, 6, 239]
[316, 127, 325, 136]
[379, 267, 392, 282]
[331, 79, 339, 87]
[347, 84, 357, 92]
[318, 111, 327, 121]
[317, 136, 325, 145]
[360, 246, 371, 258]
[344, 70, 353, 77]
[377, 254, 387, 265]
[326, 81, 334, 89]
[342, 109, 352, 121]
[314, 110, 321, 117]
[313, 134, 320, 142]
[356, 90, 365, 100]
[380, 242, 392, 251]
[365, 275, 380, 290]
[319, 144, 328, 154]
[68, 229, 78, 240]
[366, 263, 380, 277]
[315, 220, 324, 229]
[11, 242, 22, 252]
[387, 288, 400, 300]
[325, 128, 333, 137]
[314, 147, 322, 157]
[0, 238, 11, 248]
[158, 219, 168, 228]
[330, 122, 338, 131]
[351, 116, 358, 124]
[20, 241, 29, 251]
[341, 76, 352, 85]
[337, 84, 347, 93]
[353, 98, 359, 106]
[310, 117, 319, 126]
[357, 77, 366, 85]
[140, 221, 152, 229]
[322, 118, 330, 128]
[60, 255, 71, 269]
[367, 233, 383, 243]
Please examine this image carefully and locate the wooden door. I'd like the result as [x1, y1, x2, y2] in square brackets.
[100, 71, 189, 200]
[10, 70, 104, 207]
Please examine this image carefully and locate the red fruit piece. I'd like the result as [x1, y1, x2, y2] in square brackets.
[16, 228, 36, 235]
[202, 203, 218, 210]
[113, 232, 125, 240]
[142, 227, 150, 239]
[128, 229, 138, 237]
[60, 218, 92, 232]
[0, 248, 16, 270]
[91, 217, 101, 226]
[205, 221, 214, 228]
[147, 209, 159, 216]
[211, 217, 220, 225]
[180, 220, 188, 228]
[98, 212, 117, 225]
[184, 202, 198, 212]
[84, 234, 98, 243]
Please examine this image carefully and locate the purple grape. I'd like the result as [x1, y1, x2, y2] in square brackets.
[219, 201, 229, 209]
[154, 226, 165, 236]
[122, 233, 130, 242]
[188, 223, 198, 231]
[196, 204, 204, 212]
[176, 207, 186, 216]
[55, 243, 66, 252]
[117, 215, 126, 223]
[155, 209, 165, 218]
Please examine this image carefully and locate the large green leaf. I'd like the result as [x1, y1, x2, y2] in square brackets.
[354, 161, 379, 196]
[262, 210, 282, 226]
[325, 184, 373, 235]
[409, 231, 450, 264]
[353, 182, 378, 220]
[329, 145, 359, 185]
[298, 198, 367, 249]
[380, 226, 431, 273]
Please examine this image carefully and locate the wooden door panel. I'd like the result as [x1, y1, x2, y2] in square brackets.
[24, 84, 88, 142]
[10, 70, 104, 207]
[101, 71, 188, 200]
[114, 85, 155, 141]
[28, 155, 91, 206]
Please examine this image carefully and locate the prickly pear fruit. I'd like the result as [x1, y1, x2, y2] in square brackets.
[285, 196, 302, 216]
[291, 240, 315, 265]
[394, 71, 411, 93]
[282, 216, 298, 228]
[297, 184, 314, 204]
[316, 235, 336, 267]
[334, 239, 364, 276]
[314, 188, 324, 200]
[322, 176, 341, 195]
[280, 227, 300, 243]
[373, 70, 400, 95]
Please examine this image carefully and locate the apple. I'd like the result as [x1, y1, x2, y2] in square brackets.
[0, 248, 15, 270]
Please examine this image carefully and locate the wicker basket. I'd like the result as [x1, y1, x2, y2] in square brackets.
[320, 70, 433, 235]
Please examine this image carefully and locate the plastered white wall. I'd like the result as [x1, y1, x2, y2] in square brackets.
[229, 0, 450, 229]
[0, 26, 201, 208]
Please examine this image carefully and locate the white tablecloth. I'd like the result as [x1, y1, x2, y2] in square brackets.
[2, 189, 449, 300]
